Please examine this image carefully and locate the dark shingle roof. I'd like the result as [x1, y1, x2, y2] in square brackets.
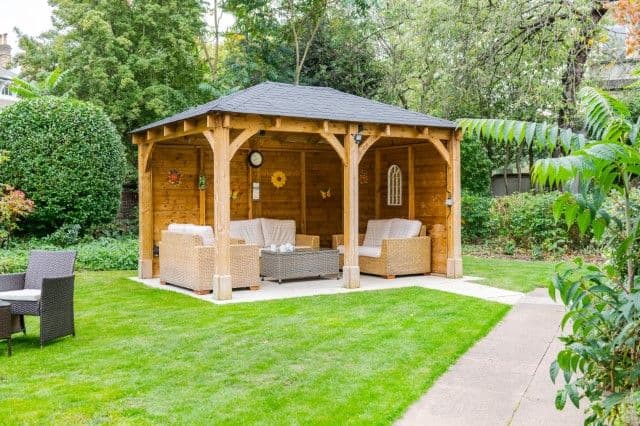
[132, 82, 455, 133]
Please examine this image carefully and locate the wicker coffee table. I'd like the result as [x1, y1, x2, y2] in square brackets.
[260, 248, 340, 283]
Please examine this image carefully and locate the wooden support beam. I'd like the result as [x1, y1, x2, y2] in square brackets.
[137, 143, 154, 279]
[426, 136, 451, 165]
[206, 113, 217, 128]
[223, 114, 231, 128]
[229, 128, 259, 158]
[142, 141, 156, 172]
[323, 120, 330, 133]
[183, 119, 195, 132]
[408, 145, 415, 219]
[357, 134, 381, 162]
[385, 124, 391, 136]
[274, 117, 282, 128]
[318, 131, 346, 164]
[198, 147, 206, 225]
[343, 123, 360, 289]
[162, 125, 174, 137]
[374, 149, 381, 219]
[446, 130, 463, 278]
[300, 151, 307, 234]
[146, 129, 158, 141]
[204, 128, 233, 300]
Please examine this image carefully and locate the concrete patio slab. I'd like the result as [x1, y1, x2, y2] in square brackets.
[397, 288, 583, 426]
[129, 273, 526, 305]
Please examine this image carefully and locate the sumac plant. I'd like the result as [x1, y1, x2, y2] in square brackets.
[460, 87, 640, 424]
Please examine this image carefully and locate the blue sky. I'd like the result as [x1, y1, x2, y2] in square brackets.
[0, 0, 53, 51]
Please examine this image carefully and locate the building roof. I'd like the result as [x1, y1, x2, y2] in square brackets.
[132, 82, 456, 133]
[0, 66, 16, 80]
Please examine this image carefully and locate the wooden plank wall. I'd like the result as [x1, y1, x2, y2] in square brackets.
[149, 138, 449, 275]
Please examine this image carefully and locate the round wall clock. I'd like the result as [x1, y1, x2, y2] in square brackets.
[248, 150, 264, 168]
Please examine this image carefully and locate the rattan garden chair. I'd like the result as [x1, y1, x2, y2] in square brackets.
[0, 250, 76, 347]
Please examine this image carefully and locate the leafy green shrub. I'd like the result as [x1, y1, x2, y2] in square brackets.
[490, 191, 581, 251]
[461, 135, 493, 195]
[75, 238, 138, 270]
[601, 188, 640, 283]
[550, 260, 640, 425]
[0, 96, 126, 233]
[0, 237, 138, 273]
[43, 223, 82, 246]
[461, 191, 492, 242]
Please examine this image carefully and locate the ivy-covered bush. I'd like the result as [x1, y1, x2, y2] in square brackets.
[461, 191, 492, 242]
[0, 97, 126, 233]
[461, 135, 493, 195]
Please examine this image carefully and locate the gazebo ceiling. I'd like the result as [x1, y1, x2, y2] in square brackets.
[132, 82, 456, 133]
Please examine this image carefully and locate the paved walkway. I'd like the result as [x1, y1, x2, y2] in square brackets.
[130, 274, 525, 305]
[397, 288, 584, 426]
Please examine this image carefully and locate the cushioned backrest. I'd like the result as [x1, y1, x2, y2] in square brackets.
[363, 219, 392, 247]
[230, 219, 265, 247]
[167, 224, 215, 246]
[261, 218, 295, 246]
[388, 219, 422, 239]
[25, 250, 76, 290]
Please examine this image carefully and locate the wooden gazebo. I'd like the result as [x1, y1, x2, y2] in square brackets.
[132, 82, 462, 300]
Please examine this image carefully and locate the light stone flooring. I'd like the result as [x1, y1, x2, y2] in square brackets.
[129, 273, 526, 305]
[397, 288, 582, 426]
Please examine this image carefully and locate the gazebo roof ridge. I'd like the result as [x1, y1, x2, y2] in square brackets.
[132, 81, 456, 133]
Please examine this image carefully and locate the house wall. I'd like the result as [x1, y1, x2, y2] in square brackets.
[149, 136, 450, 276]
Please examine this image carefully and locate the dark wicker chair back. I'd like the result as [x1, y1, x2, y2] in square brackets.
[24, 250, 76, 290]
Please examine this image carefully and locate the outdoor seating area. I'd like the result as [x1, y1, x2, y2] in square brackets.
[132, 82, 463, 300]
[0, 250, 76, 354]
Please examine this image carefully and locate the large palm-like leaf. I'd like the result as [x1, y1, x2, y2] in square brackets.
[8, 68, 69, 98]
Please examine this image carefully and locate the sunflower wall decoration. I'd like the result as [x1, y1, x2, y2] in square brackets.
[271, 171, 287, 188]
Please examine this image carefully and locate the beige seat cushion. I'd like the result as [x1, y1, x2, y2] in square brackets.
[231, 219, 264, 247]
[0, 289, 41, 302]
[388, 219, 422, 239]
[337, 245, 382, 258]
[261, 218, 296, 246]
[362, 219, 392, 247]
[167, 224, 215, 246]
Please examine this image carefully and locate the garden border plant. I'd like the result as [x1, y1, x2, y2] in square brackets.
[460, 87, 640, 425]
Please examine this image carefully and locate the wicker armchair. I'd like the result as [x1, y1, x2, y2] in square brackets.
[159, 231, 260, 294]
[0, 250, 76, 347]
[332, 221, 431, 279]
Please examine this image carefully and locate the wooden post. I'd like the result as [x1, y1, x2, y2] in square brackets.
[198, 147, 206, 225]
[204, 126, 233, 300]
[300, 151, 307, 233]
[343, 124, 360, 289]
[408, 145, 415, 220]
[446, 131, 463, 278]
[138, 142, 154, 278]
[374, 149, 381, 219]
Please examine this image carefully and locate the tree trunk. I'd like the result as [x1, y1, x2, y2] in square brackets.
[556, 4, 607, 129]
[503, 142, 510, 195]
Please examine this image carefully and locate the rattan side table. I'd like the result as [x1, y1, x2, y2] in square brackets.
[0, 300, 18, 356]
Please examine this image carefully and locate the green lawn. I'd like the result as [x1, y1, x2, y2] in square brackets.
[0, 271, 509, 425]
[463, 255, 557, 292]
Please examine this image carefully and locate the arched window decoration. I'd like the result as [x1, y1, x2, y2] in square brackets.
[387, 164, 402, 206]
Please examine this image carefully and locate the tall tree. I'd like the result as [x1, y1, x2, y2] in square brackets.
[16, 0, 209, 159]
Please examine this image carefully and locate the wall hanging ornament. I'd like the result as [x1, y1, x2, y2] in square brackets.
[359, 168, 369, 184]
[198, 175, 207, 190]
[271, 171, 287, 188]
[167, 169, 182, 185]
[231, 189, 240, 200]
[320, 187, 332, 199]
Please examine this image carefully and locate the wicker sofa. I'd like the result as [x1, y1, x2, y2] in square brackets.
[230, 218, 319, 250]
[332, 219, 431, 278]
[159, 224, 260, 294]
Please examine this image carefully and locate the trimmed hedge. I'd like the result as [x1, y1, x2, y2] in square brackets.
[0, 97, 126, 233]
